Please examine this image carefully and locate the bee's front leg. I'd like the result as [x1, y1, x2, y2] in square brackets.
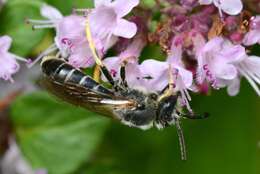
[119, 61, 128, 88]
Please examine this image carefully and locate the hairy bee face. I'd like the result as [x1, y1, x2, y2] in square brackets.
[114, 90, 159, 129]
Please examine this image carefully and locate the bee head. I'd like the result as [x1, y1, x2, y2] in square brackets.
[118, 91, 158, 130]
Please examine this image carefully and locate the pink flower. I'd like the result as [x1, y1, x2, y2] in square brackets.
[103, 39, 169, 93]
[230, 56, 260, 96]
[126, 59, 169, 92]
[0, 36, 28, 82]
[199, 0, 243, 15]
[27, 4, 95, 68]
[166, 36, 193, 111]
[89, 0, 139, 45]
[54, 15, 97, 68]
[167, 35, 193, 92]
[243, 16, 260, 46]
[103, 32, 146, 81]
[196, 37, 246, 88]
[28, 1, 139, 69]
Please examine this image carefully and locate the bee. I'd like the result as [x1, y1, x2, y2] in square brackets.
[41, 55, 208, 160]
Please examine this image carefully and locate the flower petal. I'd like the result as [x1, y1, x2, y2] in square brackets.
[202, 37, 223, 52]
[0, 53, 19, 82]
[219, 0, 243, 15]
[103, 56, 121, 79]
[94, 0, 112, 7]
[243, 30, 260, 46]
[220, 45, 247, 63]
[216, 63, 237, 80]
[40, 4, 63, 20]
[167, 36, 183, 64]
[56, 15, 86, 40]
[244, 56, 260, 77]
[0, 35, 12, 51]
[138, 59, 169, 91]
[227, 77, 240, 96]
[174, 65, 193, 88]
[125, 63, 145, 90]
[113, 19, 137, 38]
[89, 6, 117, 40]
[68, 41, 95, 68]
[111, 0, 139, 17]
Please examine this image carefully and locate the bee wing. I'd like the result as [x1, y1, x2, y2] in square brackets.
[41, 76, 135, 118]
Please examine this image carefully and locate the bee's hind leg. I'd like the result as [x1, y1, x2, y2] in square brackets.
[85, 16, 116, 88]
[174, 115, 187, 161]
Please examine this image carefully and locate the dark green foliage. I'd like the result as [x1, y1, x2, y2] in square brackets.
[11, 92, 109, 174]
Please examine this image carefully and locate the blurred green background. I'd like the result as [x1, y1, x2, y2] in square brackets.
[0, 0, 259, 174]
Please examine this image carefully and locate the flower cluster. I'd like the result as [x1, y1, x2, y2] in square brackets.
[1, 0, 260, 110]
[0, 36, 28, 82]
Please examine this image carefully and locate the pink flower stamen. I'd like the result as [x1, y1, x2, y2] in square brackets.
[27, 44, 57, 68]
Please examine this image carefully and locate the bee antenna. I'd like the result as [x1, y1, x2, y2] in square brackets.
[180, 111, 209, 119]
[175, 118, 187, 161]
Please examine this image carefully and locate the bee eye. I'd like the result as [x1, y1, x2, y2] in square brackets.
[150, 93, 158, 100]
[137, 104, 145, 110]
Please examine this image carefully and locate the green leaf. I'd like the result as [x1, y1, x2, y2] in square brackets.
[11, 92, 109, 174]
[141, 0, 156, 8]
[140, 44, 166, 62]
[45, 0, 93, 15]
[0, 0, 47, 56]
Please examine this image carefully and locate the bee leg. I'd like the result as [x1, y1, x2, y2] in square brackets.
[176, 110, 209, 119]
[120, 63, 128, 88]
[174, 116, 187, 161]
[85, 17, 116, 87]
[156, 97, 187, 160]
[93, 65, 101, 82]
[100, 65, 116, 87]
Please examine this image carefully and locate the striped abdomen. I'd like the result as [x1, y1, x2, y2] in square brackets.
[41, 58, 113, 96]
[41, 58, 136, 120]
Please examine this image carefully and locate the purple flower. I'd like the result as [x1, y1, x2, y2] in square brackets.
[199, 0, 243, 15]
[27, 4, 97, 68]
[195, 36, 260, 96]
[28, 4, 95, 68]
[166, 36, 193, 111]
[196, 37, 246, 88]
[103, 41, 169, 93]
[28, 1, 139, 69]
[230, 56, 260, 96]
[103, 32, 146, 81]
[0, 36, 28, 82]
[243, 16, 260, 46]
[89, 0, 139, 45]
[126, 59, 169, 92]
[54, 15, 97, 68]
